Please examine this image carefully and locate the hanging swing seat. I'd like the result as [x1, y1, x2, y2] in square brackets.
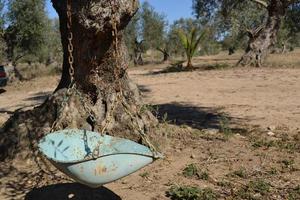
[38, 129, 160, 188]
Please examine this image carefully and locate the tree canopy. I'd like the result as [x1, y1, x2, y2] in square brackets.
[0, 0, 61, 66]
[193, 0, 300, 66]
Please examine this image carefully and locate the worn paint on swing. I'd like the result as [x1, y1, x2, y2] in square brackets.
[38, 129, 160, 188]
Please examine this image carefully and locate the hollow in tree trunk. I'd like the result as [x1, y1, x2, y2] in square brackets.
[237, 0, 288, 67]
[0, 0, 157, 161]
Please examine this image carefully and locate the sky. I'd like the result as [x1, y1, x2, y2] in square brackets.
[46, 0, 194, 24]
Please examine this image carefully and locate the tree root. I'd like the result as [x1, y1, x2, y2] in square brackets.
[0, 87, 157, 162]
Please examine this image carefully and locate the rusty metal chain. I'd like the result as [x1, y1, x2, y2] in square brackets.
[50, 0, 76, 133]
[27, 0, 77, 183]
[73, 87, 97, 124]
[52, 0, 96, 131]
[66, 0, 75, 83]
[95, 0, 121, 137]
[65, 0, 98, 130]
[108, 0, 162, 158]
[32, 1, 161, 177]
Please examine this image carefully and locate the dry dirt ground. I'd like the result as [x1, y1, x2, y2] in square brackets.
[0, 53, 300, 199]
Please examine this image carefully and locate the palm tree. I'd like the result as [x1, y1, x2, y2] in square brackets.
[177, 27, 206, 69]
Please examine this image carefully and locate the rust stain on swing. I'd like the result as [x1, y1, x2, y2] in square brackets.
[94, 164, 108, 176]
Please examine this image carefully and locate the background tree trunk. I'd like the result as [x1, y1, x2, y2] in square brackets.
[133, 39, 144, 66]
[186, 57, 193, 69]
[0, 0, 157, 161]
[157, 48, 170, 62]
[238, 0, 287, 67]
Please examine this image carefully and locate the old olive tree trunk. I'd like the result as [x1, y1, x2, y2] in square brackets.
[0, 0, 157, 161]
[238, 0, 288, 67]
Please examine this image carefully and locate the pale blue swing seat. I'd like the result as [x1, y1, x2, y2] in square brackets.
[38, 129, 161, 188]
[38, 0, 162, 188]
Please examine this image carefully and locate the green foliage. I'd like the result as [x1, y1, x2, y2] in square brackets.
[166, 185, 218, 200]
[281, 159, 295, 171]
[251, 134, 299, 152]
[177, 27, 206, 68]
[43, 18, 62, 64]
[124, 2, 167, 62]
[230, 167, 248, 179]
[236, 179, 271, 199]
[219, 115, 232, 137]
[167, 18, 198, 57]
[217, 180, 233, 188]
[0, 0, 5, 29]
[183, 164, 209, 180]
[140, 1, 166, 51]
[247, 179, 271, 195]
[220, 1, 266, 50]
[198, 171, 209, 180]
[288, 185, 300, 200]
[0, 0, 62, 66]
[6, 0, 49, 63]
[283, 4, 300, 48]
[139, 172, 150, 178]
[0, 0, 7, 63]
[183, 164, 199, 178]
[275, 5, 300, 50]
[193, 0, 300, 52]
[124, 12, 141, 57]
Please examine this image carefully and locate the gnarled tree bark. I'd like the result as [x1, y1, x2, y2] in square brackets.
[238, 0, 288, 67]
[0, 0, 157, 161]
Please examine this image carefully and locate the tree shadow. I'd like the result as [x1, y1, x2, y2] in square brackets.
[154, 103, 246, 132]
[196, 58, 238, 62]
[25, 92, 51, 103]
[0, 88, 6, 94]
[147, 64, 197, 75]
[0, 109, 14, 114]
[138, 85, 151, 93]
[25, 183, 121, 200]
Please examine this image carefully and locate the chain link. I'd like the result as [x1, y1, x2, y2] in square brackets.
[31, 0, 161, 182]
[27, 0, 77, 183]
[50, 0, 77, 133]
[108, 0, 162, 158]
[67, 0, 75, 82]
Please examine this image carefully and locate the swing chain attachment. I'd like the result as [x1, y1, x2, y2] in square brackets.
[49, 0, 77, 133]
[28, 0, 78, 183]
[51, 0, 96, 133]
[109, 0, 162, 159]
[65, 0, 97, 129]
[66, 0, 75, 83]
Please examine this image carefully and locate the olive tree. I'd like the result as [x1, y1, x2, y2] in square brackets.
[0, 0, 157, 162]
[193, 0, 300, 67]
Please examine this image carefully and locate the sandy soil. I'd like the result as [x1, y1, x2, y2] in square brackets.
[131, 67, 300, 130]
[1, 67, 300, 130]
[0, 62, 300, 199]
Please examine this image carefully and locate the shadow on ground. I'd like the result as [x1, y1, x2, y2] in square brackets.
[146, 63, 234, 75]
[0, 88, 6, 94]
[0, 109, 14, 114]
[154, 103, 246, 132]
[25, 92, 51, 103]
[146, 64, 196, 75]
[25, 183, 121, 200]
[138, 85, 151, 93]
